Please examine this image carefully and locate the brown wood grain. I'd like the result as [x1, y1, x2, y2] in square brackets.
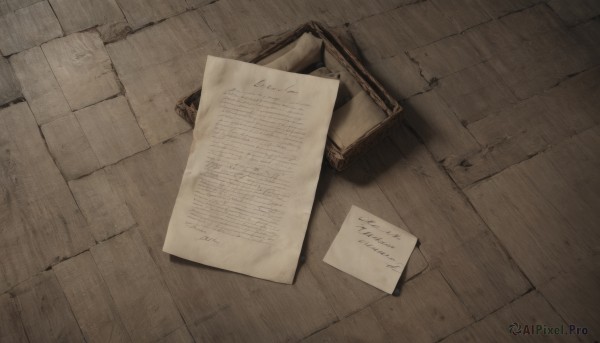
[90, 229, 184, 342]
[54, 251, 131, 343]
[0, 103, 94, 293]
[12, 271, 84, 342]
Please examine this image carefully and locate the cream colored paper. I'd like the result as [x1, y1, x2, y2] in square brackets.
[309, 66, 337, 79]
[324, 50, 363, 104]
[256, 39, 294, 66]
[163, 56, 339, 284]
[263, 33, 322, 72]
[323, 206, 417, 294]
[328, 91, 387, 150]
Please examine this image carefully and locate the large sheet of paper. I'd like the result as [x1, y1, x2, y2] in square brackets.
[163, 56, 339, 284]
[323, 206, 418, 293]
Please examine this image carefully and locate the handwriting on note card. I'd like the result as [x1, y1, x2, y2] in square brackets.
[323, 206, 418, 294]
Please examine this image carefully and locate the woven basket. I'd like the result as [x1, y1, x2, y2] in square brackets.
[175, 21, 402, 171]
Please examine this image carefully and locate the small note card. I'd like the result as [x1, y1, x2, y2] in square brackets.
[323, 206, 418, 294]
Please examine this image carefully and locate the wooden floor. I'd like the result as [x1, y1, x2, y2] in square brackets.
[1, 0, 599, 342]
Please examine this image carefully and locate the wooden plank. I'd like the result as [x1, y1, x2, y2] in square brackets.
[185, 266, 336, 342]
[285, 0, 415, 30]
[464, 19, 521, 60]
[106, 11, 222, 145]
[466, 167, 591, 286]
[442, 148, 504, 189]
[441, 291, 568, 343]
[0, 1, 62, 56]
[517, 126, 600, 248]
[0, 103, 94, 293]
[302, 307, 391, 343]
[68, 169, 136, 242]
[434, 61, 518, 125]
[97, 21, 132, 43]
[349, 11, 417, 63]
[549, 0, 600, 26]
[370, 270, 473, 342]
[540, 66, 600, 124]
[41, 114, 101, 180]
[104, 133, 192, 249]
[106, 10, 216, 77]
[477, 0, 543, 19]
[2, 0, 43, 12]
[465, 127, 600, 286]
[9, 47, 70, 124]
[366, 126, 487, 260]
[350, 1, 457, 64]
[389, 1, 457, 48]
[435, 231, 531, 319]
[75, 96, 149, 166]
[185, 0, 212, 10]
[0, 293, 28, 343]
[446, 68, 599, 188]
[199, 0, 300, 50]
[49, 0, 124, 34]
[0, 56, 21, 106]
[54, 251, 131, 343]
[366, 54, 428, 100]
[115, 0, 187, 30]
[42, 32, 120, 111]
[539, 259, 600, 341]
[12, 271, 84, 342]
[500, 5, 564, 40]
[406, 91, 481, 162]
[90, 229, 184, 342]
[409, 35, 484, 81]
[154, 327, 194, 343]
[1, 3, 10, 15]
[431, 0, 491, 32]
[487, 28, 595, 100]
[117, 45, 222, 145]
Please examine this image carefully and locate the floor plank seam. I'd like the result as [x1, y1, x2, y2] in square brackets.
[15, 296, 33, 343]
[404, 50, 436, 86]
[406, 5, 588, 91]
[436, 267, 476, 321]
[120, 92, 152, 147]
[460, 123, 600, 193]
[52, 271, 95, 342]
[33, 114, 92, 232]
[2, 246, 87, 298]
[369, 160, 429, 267]
[45, 0, 66, 38]
[0, 97, 27, 110]
[131, 236, 199, 343]
[433, 287, 538, 343]
[433, 149, 538, 292]
[299, 299, 387, 342]
[38, 36, 74, 113]
[495, 1, 547, 20]
[537, 290, 572, 329]
[300, 318, 341, 342]
[399, 118, 539, 312]
[542, 64, 600, 95]
[344, 0, 427, 26]
[543, 2, 600, 28]
[86, 248, 135, 342]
